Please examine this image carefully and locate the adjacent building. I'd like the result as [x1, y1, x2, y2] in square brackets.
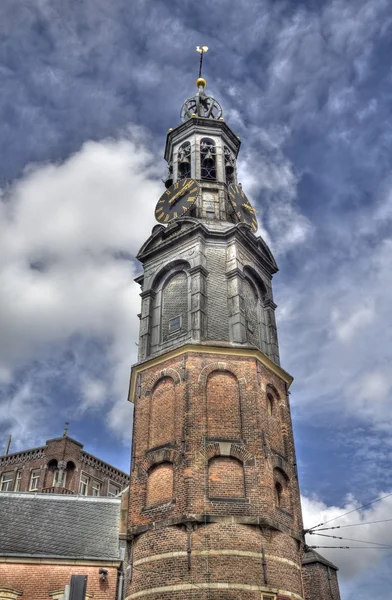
[0, 491, 127, 599]
[0, 434, 129, 497]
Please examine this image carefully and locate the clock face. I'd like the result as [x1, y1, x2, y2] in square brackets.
[155, 178, 199, 224]
[228, 183, 258, 232]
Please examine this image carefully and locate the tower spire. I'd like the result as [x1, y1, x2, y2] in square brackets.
[196, 44, 208, 80]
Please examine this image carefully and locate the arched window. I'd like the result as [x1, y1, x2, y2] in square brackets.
[177, 141, 191, 179]
[267, 393, 274, 416]
[149, 377, 175, 448]
[275, 481, 283, 507]
[273, 467, 291, 512]
[207, 371, 241, 439]
[224, 146, 235, 184]
[200, 137, 216, 180]
[243, 278, 260, 347]
[147, 462, 174, 506]
[161, 272, 188, 342]
[208, 457, 245, 499]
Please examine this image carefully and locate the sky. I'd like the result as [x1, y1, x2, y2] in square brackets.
[1, 0, 392, 596]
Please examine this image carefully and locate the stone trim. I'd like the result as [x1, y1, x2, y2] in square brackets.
[126, 583, 304, 600]
[145, 368, 182, 395]
[199, 441, 254, 464]
[197, 361, 247, 388]
[0, 448, 45, 467]
[133, 549, 301, 571]
[0, 589, 23, 600]
[128, 344, 293, 402]
[137, 447, 181, 476]
[49, 591, 94, 600]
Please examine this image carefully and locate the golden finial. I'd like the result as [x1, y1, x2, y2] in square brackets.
[196, 77, 206, 89]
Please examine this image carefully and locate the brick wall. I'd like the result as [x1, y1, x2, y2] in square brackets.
[302, 561, 341, 600]
[208, 456, 245, 498]
[207, 371, 241, 438]
[0, 563, 118, 600]
[149, 377, 175, 448]
[146, 462, 173, 506]
[126, 349, 305, 600]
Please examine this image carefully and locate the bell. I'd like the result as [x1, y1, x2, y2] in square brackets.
[179, 153, 190, 165]
[164, 174, 173, 189]
[225, 160, 234, 175]
[204, 149, 214, 166]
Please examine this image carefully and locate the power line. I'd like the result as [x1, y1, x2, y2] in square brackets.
[305, 492, 392, 532]
[308, 532, 392, 549]
[307, 545, 392, 550]
[311, 518, 392, 532]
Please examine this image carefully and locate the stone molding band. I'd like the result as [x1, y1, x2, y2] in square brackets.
[133, 549, 301, 570]
[125, 582, 304, 600]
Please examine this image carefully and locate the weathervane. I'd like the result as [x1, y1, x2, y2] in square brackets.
[180, 46, 223, 123]
[196, 45, 209, 78]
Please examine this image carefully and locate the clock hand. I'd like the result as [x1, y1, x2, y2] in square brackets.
[243, 203, 256, 212]
[169, 180, 196, 204]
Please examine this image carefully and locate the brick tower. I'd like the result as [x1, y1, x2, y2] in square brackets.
[125, 56, 341, 600]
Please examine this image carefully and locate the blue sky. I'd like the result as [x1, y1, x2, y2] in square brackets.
[1, 0, 392, 596]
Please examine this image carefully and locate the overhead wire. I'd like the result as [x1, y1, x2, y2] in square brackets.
[308, 531, 392, 548]
[311, 518, 392, 532]
[307, 545, 392, 550]
[305, 491, 392, 532]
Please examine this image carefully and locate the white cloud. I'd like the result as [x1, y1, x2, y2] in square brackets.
[0, 129, 161, 445]
[302, 492, 392, 579]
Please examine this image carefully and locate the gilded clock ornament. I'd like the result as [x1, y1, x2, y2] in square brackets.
[155, 178, 199, 223]
[228, 183, 258, 232]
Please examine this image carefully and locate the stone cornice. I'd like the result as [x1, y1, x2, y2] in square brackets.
[127, 513, 302, 542]
[128, 343, 293, 403]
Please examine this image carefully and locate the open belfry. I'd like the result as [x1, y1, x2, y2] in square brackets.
[125, 48, 341, 600]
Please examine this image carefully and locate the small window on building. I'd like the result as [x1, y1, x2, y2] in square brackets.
[0, 471, 13, 492]
[53, 469, 67, 488]
[168, 315, 182, 334]
[108, 482, 121, 497]
[262, 595, 276, 600]
[267, 394, 273, 416]
[14, 471, 22, 492]
[79, 473, 89, 495]
[275, 481, 283, 507]
[29, 469, 40, 491]
[92, 480, 101, 496]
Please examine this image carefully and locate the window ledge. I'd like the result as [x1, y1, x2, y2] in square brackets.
[208, 497, 249, 504]
[146, 442, 176, 454]
[142, 498, 176, 512]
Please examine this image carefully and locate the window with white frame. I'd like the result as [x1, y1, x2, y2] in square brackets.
[92, 480, 101, 496]
[0, 471, 13, 492]
[79, 473, 89, 495]
[53, 469, 67, 488]
[29, 469, 40, 491]
[108, 482, 120, 497]
[14, 470, 22, 492]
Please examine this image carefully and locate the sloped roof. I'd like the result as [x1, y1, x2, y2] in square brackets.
[302, 547, 339, 570]
[0, 492, 121, 561]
